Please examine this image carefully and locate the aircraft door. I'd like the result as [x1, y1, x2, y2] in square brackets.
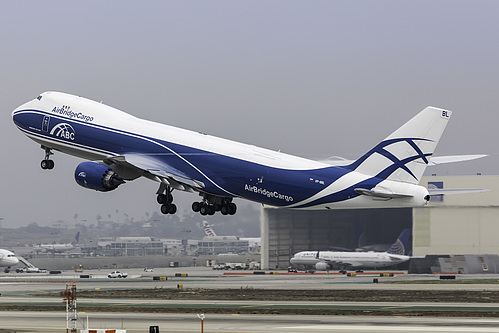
[42, 116, 50, 132]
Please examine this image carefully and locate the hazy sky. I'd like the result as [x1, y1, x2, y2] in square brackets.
[1, 1, 498, 228]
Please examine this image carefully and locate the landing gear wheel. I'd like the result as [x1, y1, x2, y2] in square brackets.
[192, 202, 202, 212]
[200, 205, 210, 216]
[157, 193, 173, 205]
[228, 203, 237, 215]
[41, 159, 54, 170]
[161, 203, 177, 214]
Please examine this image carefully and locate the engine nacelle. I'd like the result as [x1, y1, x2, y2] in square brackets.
[75, 161, 124, 192]
[315, 262, 330, 271]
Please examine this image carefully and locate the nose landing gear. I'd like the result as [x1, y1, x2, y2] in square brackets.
[40, 146, 54, 170]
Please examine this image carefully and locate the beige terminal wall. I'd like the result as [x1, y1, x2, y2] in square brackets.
[414, 175, 499, 256]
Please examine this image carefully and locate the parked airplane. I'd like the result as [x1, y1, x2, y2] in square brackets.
[0, 249, 19, 272]
[12, 92, 467, 216]
[290, 228, 412, 271]
[33, 231, 80, 253]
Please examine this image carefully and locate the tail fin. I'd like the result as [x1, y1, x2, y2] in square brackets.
[386, 228, 412, 255]
[202, 221, 217, 236]
[71, 232, 80, 246]
[347, 107, 452, 184]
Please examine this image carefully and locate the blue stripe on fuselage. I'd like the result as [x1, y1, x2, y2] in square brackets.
[13, 109, 373, 207]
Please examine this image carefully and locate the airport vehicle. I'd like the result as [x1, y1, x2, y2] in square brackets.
[0, 249, 19, 272]
[15, 267, 46, 273]
[108, 271, 128, 278]
[13, 92, 473, 216]
[33, 231, 80, 253]
[290, 228, 411, 271]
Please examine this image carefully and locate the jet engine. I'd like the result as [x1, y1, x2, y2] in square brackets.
[315, 262, 330, 271]
[74, 161, 124, 192]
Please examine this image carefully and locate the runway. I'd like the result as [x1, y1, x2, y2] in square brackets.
[2, 267, 499, 332]
[2, 312, 499, 333]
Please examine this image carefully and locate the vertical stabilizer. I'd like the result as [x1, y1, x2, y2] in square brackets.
[347, 107, 452, 184]
[202, 221, 217, 236]
[386, 228, 412, 255]
[71, 232, 80, 246]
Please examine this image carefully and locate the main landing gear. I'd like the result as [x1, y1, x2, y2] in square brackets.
[192, 194, 237, 216]
[40, 146, 54, 170]
[157, 184, 177, 215]
[156, 184, 237, 216]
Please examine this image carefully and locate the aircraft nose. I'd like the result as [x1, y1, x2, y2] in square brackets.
[12, 94, 42, 125]
[12, 102, 26, 126]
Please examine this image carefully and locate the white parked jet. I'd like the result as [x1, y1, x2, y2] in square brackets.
[33, 231, 80, 253]
[12, 92, 464, 216]
[0, 249, 19, 272]
[290, 228, 412, 271]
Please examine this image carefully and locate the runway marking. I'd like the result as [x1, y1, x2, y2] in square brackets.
[280, 325, 499, 332]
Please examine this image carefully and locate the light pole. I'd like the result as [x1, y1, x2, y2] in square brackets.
[197, 314, 205, 333]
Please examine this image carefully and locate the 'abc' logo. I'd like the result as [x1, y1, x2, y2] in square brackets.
[50, 123, 76, 141]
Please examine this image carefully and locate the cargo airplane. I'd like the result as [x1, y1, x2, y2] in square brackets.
[12, 92, 476, 216]
[290, 228, 412, 271]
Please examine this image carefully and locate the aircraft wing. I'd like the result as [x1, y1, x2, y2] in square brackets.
[105, 154, 205, 192]
[322, 259, 359, 269]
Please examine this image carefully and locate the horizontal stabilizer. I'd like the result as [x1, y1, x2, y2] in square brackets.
[428, 188, 489, 196]
[428, 154, 488, 166]
[354, 188, 414, 199]
[321, 154, 487, 167]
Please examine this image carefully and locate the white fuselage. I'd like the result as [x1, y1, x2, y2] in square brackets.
[33, 243, 75, 253]
[0, 249, 19, 267]
[290, 250, 410, 269]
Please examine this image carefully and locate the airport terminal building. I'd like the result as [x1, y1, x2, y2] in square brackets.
[261, 175, 499, 271]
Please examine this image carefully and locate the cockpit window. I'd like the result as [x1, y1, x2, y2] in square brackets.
[37, 95, 42, 101]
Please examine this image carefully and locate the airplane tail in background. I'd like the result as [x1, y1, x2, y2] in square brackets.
[71, 232, 80, 246]
[202, 221, 217, 237]
[346, 107, 452, 184]
[386, 228, 412, 255]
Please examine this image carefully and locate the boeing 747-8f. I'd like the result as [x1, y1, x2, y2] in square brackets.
[12, 92, 454, 215]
